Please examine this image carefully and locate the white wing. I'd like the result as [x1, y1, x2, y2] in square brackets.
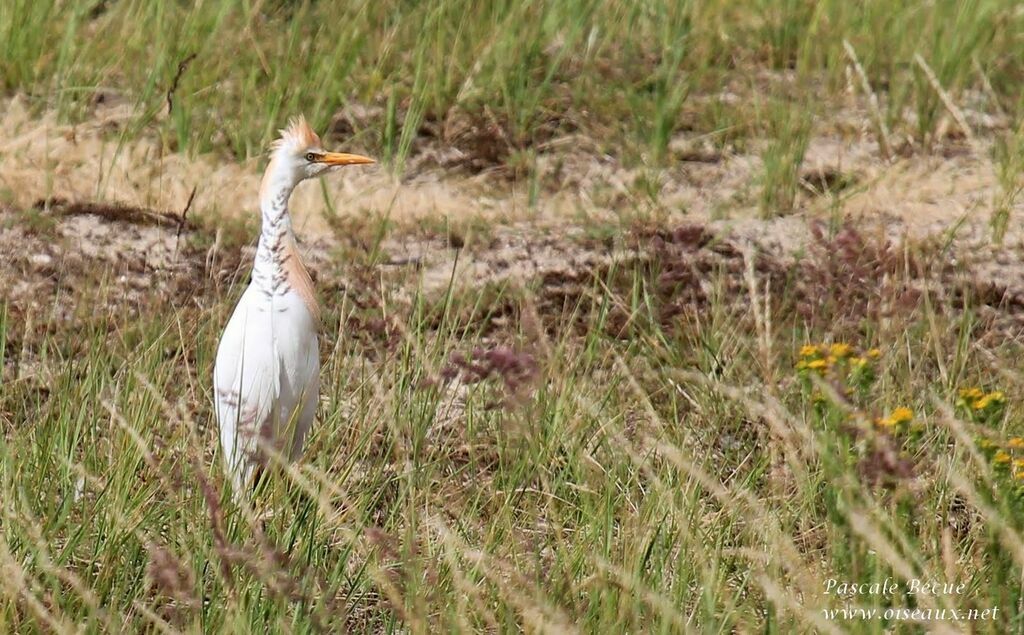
[214, 286, 280, 493]
[276, 327, 319, 460]
[214, 284, 319, 494]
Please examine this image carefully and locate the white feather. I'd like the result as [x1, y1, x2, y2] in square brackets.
[213, 116, 371, 497]
[214, 285, 319, 493]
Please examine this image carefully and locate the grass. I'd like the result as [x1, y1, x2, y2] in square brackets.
[3, 0, 1024, 632]
[1, 214, 1024, 632]
[2, 2, 1023, 171]
[3, 2, 1023, 225]
[759, 103, 811, 217]
[991, 120, 1024, 242]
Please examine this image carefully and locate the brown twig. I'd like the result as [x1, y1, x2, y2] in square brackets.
[166, 53, 197, 116]
[175, 186, 197, 257]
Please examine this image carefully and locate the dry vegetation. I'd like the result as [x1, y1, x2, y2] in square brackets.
[3, 1, 1024, 633]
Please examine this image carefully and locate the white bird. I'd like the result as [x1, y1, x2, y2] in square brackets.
[214, 116, 374, 495]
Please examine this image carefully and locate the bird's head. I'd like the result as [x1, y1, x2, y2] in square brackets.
[267, 115, 375, 189]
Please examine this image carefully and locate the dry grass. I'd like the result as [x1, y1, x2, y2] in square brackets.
[2, 205, 1024, 631]
[4, 0, 1024, 632]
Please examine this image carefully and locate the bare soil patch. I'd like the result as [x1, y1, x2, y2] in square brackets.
[4, 193, 1023, 357]
[4, 97, 1024, 364]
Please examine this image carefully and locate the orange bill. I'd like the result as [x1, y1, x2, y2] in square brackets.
[319, 152, 375, 166]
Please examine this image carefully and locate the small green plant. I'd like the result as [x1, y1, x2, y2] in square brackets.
[5, 206, 58, 236]
[975, 431, 1024, 500]
[957, 386, 1007, 425]
[797, 342, 921, 485]
[991, 121, 1024, 242]
[759, 104, 811, 218]
[796, 342, 882, 403]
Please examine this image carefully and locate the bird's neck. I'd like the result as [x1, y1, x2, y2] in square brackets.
[247, 154, 322, 324]
[258, 160, 295, 240]
[251, 162, 321, 323]
[253, 166, 297, 279]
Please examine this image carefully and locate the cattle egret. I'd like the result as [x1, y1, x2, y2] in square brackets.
[214, 116, 374, 495]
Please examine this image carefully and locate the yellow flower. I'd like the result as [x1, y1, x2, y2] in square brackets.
[995, 450, 1012, 464]
[799, 344, 819, 358]
[966, 390, 1005, 411]
[1014, 471, 1024, 481]
[1008, 438, 1024, 449]
[875, 416, 895, 428]
[959, 387, 984, 401]
[979, 438, 997, 449]
[867, 348, 881, 358]
[889, 407, 913, 424]
[830, 343, 852, 358]
[1013, 459, 1024, 470]
[826, 355, 838, 366]
[807, 359, 827, 370]
[851, 356, 868, 368]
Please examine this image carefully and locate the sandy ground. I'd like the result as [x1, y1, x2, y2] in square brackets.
[1, 95, 1018, 231]
[2, 94, 1024, 312]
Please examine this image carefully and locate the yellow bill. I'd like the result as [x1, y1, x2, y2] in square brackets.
[319, 152, 375, 166]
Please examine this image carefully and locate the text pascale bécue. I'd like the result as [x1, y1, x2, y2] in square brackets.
[825, 578, 966, 597]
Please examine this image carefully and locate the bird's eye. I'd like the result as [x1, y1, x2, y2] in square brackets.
[305, 152, 317, 162]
